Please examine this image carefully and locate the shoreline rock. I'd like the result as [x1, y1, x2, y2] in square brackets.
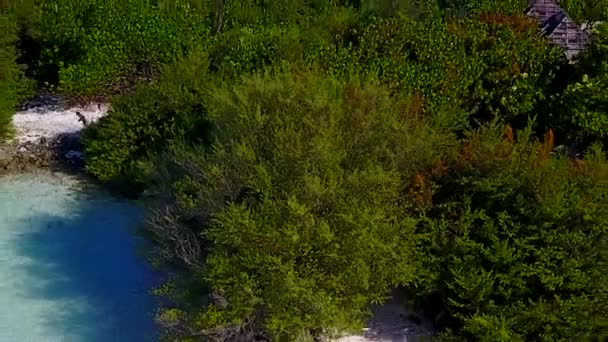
[0, 134, 83, 175]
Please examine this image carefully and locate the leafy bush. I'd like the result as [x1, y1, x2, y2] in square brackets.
[0, 6, 32, 138]
[209, 25, 305, 78]
[561, 0, 608, 22]
[310, 11, 568, 132]
[555, 22, 608, 147]
[59, 0, 211, 96]
[0, 11, 19, 137]
[82, 50, 213, 195]
[413, 125, 608, 341]
[147, 70, 455, 340]
[222, 0, 317, 29]
[15, 0, 211, 97]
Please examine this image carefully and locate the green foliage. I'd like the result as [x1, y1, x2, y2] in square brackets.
[17, 1, 608, 340]
[438, 0, 527, 17]
[315, 12, 567, 131]
[561, 0, 608, 22]
[551, 22, 608, 146]
[147, 70, 455, 340]
[0, 11, 19, 137]
[222, 0, 317, 29]
[0, 6, 32, 138]
[16, 0, 211, 97]
[210, 25, 305, 78]
[82, 50, 212, 195]
[561, 74, 608, 144]
[414, 125, 608, 340]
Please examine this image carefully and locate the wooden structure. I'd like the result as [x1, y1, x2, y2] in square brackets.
[524, 0, 591, 60]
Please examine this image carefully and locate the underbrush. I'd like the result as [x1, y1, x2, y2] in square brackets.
[0, 12, 18, 137]
[557, 21, 608, 147]
[0, 6, 32, 138]
[14, 0, 211, 98]
[82, 50, 213, 196]
[416, 127, 608, 341]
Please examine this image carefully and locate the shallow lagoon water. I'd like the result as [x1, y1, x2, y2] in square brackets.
[0, 172, 158, 342]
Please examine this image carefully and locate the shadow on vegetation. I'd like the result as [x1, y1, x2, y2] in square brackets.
[11, 189, 160, 342]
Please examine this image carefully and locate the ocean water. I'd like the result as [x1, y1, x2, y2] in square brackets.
[0, 172, 158, 342]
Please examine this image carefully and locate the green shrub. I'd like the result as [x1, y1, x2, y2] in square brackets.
[560, 74, 608, 145]
[435, 0, 526, 18]
[0, 6, 32, 138]
[414, 125, 608, 341]
[13, 0, 87, 88]
[311, 12, 567, 132]
[82, 50, 213, 195]
[147, 70, 455, 340]
[0, 12, 18, 137]
[561, 0, 608, 22]
[59, 0, 211, 96]
[222, 0, 329, 30]
[554, 22, 608, 147]
[15, 0, 211, 97]
[209, 25, 305, 79]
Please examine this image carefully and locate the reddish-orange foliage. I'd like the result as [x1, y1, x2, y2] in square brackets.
[538, 128, 555, 161]
[503, 125, 514, 143]
[413, 172, 425, 188]
[410, 172, 433, 209]
[572, 159, 586, 174]
[432, 158, 448, 177]
[409, 90, 424, 115]
[545, 128, 555, 150]
[457, 142, 474, 168]
[478, 12, 537, 32]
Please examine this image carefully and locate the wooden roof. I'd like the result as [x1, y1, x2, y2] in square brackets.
[525, 0, 591, 59]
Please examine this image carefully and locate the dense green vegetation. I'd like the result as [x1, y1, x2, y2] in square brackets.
[1, 0, 607, 341]
[0, 10, 18, 138]
[149, 71, 454, 340]
[0, 2, 32, 138]
[417, 130, 608, 341]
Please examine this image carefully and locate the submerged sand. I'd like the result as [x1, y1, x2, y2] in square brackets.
[0, 172, 159, 341]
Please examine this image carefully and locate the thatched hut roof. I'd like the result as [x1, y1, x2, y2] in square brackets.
[524, 0, 591, 60]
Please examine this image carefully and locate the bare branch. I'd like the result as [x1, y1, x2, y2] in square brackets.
[147, 206, 204, 271]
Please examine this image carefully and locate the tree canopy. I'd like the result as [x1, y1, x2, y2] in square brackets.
[1, 0, 607, 340]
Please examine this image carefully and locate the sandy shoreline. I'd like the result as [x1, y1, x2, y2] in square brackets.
[0, 96, 108, 175]
[10, 102, 108, 144]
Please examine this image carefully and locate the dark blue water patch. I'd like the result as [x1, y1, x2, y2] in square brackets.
[0, 173, 160, 342]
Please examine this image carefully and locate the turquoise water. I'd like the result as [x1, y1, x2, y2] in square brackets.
[0, 173, 158, 342]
